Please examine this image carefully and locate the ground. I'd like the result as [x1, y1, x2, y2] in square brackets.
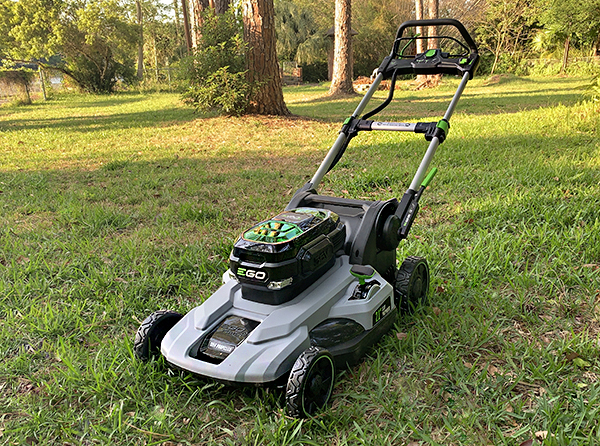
[0, 75, 599, 445]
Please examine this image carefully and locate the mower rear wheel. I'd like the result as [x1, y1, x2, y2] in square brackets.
[134, 310, 183, 361]
[395, 256, 429, 314]
[286, 346, 335, 418]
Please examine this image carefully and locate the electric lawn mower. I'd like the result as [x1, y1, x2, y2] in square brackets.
[134, 19, 479, 418]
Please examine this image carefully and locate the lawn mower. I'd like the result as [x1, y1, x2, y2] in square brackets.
[134, 19, 479, 418]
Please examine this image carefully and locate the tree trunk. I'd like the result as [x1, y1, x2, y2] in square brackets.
[415, 0, 425, 55]
[213, 0, 230, 14]
[428, 0, 438, 49]
[181, 0, 193, 52]
[561, 35, 570, 73]
[136, 0, 144, 80]
[329, 0, 354, 96]
[190, 0, 210, 47]
[242, 0, 290, 115]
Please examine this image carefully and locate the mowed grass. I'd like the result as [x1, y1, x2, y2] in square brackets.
[1, 74, 599, 445]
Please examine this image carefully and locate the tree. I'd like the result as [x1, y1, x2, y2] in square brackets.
[476, 0, 538, 75]
[274, 0, 324, 63]
[415, 0, 425, 54]
[329, 0, 354, 95]
[0, 0, 138, 93]
[537, 0, 600, 72]
[136, 0, 144, 79]
[242, 0, 290, 115]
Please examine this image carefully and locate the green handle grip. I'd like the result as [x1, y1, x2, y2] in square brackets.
[421, 167, 438, 188]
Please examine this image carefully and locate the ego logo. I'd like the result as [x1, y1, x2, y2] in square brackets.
[237, 267, 267, 281]
[372, 296, 392, 326]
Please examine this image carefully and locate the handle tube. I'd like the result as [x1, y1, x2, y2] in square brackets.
[393, 19, 478, 55]
[408, 72, 469, 191]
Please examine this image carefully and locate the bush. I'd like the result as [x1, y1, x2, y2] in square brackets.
[183, 66, 251, 115]
[300, 62, 328, 83]
[179, 9, 255, 116]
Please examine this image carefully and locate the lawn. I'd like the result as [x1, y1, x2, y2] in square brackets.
[1, 75, 599, 445]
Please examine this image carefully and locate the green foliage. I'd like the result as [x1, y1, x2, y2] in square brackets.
[0, 68, 36, 105]
[180, 9, 254, 115]
[300, 61, 328, 83]
[352, 0, 413, 77]
[0, 0, 138, 93]
[475, 0, 540, 75]
[275, 0, 326, 64]
[182, 66, 252, 115]
[585, 74, 600, 101]
[536, 0, 600, 51]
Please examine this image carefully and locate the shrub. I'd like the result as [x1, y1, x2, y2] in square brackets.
[179, 9, 255, 116]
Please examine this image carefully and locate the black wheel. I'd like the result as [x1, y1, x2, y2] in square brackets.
[395, 256, 429, 314]
[286, 346, 335, 418]
[133, 310, 183, 361]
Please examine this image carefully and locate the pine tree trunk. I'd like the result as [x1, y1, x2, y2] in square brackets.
[213, 0, 230, 14]
[428, 0, 438, 49]
[136, 0, 144, 80]
[181, 0, 193, 52]
[426, 0, 441, 85]
[415, 0, 424, 55]
[242, 0, 290, 115]
[329, 0, 354, 96]
[561, 36, 570, 73]
[190, 0, 209, 47]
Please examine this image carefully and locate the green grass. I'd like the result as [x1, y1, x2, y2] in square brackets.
[1, 74, 599, 445]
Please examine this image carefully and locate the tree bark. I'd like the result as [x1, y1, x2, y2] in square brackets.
[415, 0, 425, 55]
[213, 0, 230, 14]
[427, 0, 438, 49]
[329, 0, 354, 96]
[181, 0, 193, 52]
[561, 35, 570, 73]
[136, 0, 144, 80]
[242, 0, 290, 115]
[190, 0, 209, 47]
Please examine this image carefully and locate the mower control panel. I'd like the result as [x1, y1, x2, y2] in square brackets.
[379, 49, 478, 79]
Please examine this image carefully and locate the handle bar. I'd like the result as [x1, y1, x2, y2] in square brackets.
[392, 19, 478, 56]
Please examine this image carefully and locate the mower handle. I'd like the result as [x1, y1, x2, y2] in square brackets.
[392, 19, 478, 57]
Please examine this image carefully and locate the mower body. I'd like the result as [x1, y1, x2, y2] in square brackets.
[162, 197, 402, 384]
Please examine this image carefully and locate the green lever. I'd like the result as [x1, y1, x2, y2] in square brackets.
[421, 167, 438, 188]
[350, 265, 375, 285]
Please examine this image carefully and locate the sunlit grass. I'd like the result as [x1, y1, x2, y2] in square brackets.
[1, 74, 599, 445]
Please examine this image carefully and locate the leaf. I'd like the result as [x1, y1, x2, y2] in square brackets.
[519, 440, 533, 446]
[565, 352, 579, 361]
[432, 307, 441, 316]
[573, 357, 591, 368]
[396, 332, 408, 340]
[535, 431, 548, 440]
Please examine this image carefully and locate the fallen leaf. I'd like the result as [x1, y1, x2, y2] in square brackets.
[342, 189, 349, 194]
[464, 362, 473, 368]
[535, 431, 548, 440]
[488, 364, 499, 376]
[396, 332, 408, 340]
[433, 307, 441, 316]
[436, 286, 445, 293]
[539, 314, 552, 321]
[519, 440, 533, 446]
[565, 352, 579, 362]
[573, 357, 591, 368]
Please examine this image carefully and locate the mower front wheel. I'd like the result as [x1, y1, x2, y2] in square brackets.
[395, 256, 429, 314]
[286, 346, 335, 418]
[133, 310, 183, 361]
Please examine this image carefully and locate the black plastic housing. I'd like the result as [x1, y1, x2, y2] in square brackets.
[230, 208, 346, 305]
